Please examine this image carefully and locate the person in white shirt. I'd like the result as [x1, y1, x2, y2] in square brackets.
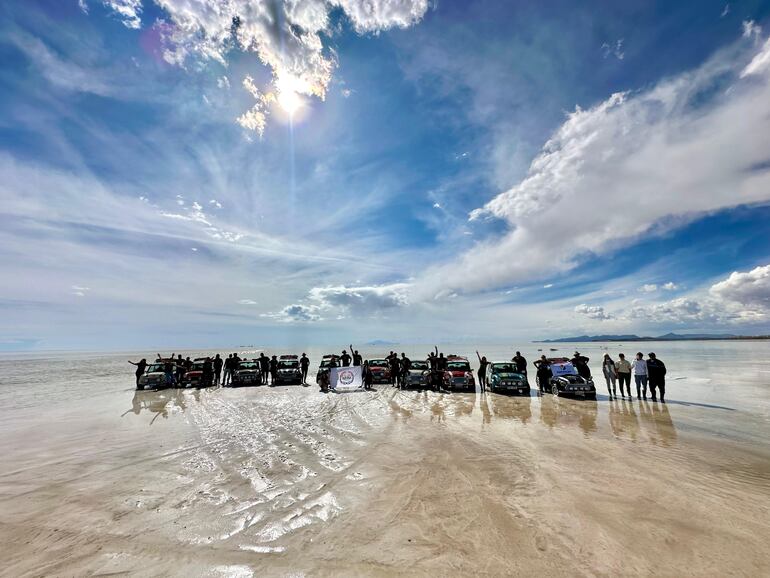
[632, 352, 648, 400]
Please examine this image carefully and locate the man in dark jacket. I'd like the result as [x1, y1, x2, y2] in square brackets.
[202, 357, 213, 388]
[213, 354, 223, 386]
[512, 351, 528, 380]
[259, 353, 269, 384]
[646, 352, 667, 402]
[571, 352, 592, 380]
[300, 353, 310, 384]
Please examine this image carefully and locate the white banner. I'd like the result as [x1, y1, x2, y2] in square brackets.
[329, 366, 363, 391]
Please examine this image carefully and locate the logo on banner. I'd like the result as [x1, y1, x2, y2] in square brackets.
[339, 369, 354, 385]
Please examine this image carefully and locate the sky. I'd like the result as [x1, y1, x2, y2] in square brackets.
[2, 0, 770, 350]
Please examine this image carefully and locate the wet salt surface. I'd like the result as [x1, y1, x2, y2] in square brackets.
[0, 341, 769, 576]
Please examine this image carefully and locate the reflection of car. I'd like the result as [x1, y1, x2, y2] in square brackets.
[231, 359, 261, 387]
[182, 358, 207, 388]
[137, 362, 168, 390]
[405, 360, 429, 388]
[445, 355, 475, 391]
[366, 359, 391, 384]
[488, 362, 530, 395]
[315, 355, 337, 384]
[538, 357, 596, 400]
[275, 355, 302, 385]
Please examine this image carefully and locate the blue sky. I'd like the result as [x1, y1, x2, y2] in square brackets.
[2, 0, 770, 350]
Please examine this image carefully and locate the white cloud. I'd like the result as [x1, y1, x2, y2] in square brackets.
[741, 37, 770, 77]
[71, 285, 91, 297]
[543, 284, 553, 289]
[237, 299, 258, 305]
[217, 76, 230, 90]
[709, 264, 770, 309]
[574, 303, 613, 320]
[78, 0, 89, 14]
[601, 39, 625, 60]
[721, 4, 730, 18]
[639, 284, 658, 293]
[742, 20, 762, 42]
[262, 303, 323, 323]
[662, 282, 679, 291]
[209, 199, 222, 208]
[94, 1, 427, 133]
[414, 34, 770, 300]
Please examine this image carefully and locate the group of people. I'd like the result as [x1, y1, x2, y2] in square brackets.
[475, 350, 529, 391]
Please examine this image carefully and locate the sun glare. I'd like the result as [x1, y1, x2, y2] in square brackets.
[278, 89, 302, 115]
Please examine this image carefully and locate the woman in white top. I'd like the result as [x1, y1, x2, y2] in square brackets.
[602, 354, 618, 399]
[632, 352, 648, 400]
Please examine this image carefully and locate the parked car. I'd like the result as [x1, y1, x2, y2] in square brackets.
[315, 354, 338, 385]
[538, 357, 596, 399]
[488, 361, 530, 395]
[181, 358, 207, 388]
[230, 359, 261, 387]
[445, 355, 475, 391]
[275, 355, 302, 385]
[404, 359, 429, 388]
[366, 359, 391, 384]
[137, 362, 168, 390]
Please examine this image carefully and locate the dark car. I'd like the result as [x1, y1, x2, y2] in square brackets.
[315, 355, 337, 385]
[366, 359, 391, 384]
[538, 358, 596, 400]
[181, 358, 207, 388]
[404, 359, 429, 388]
[445, 355, 475, 391]
[230, 359, 261, 387]
[275, 355, 302, 385]
[488, 361, 530, 395]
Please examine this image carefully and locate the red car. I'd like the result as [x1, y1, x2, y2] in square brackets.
[366, 359, 391, 384]
[445, 355, 475, 392]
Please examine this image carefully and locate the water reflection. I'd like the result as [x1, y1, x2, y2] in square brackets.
[486, 393, 533, 424]
[123, 389, 200, 424]
[608, 399, 677, 446]
[539, 396, 598, 435]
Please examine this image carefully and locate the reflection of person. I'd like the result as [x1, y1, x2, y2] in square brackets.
[616, 353, 632, 398]
[476, 351, 490, 392]
[646, 352, 667, 402]
[128, 358, 148, 387]
[632, 352, 648, 400]
[602, 354, 618, 399]
[300, 353, 310, 384]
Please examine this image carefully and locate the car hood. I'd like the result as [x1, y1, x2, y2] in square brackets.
[556, 374, 591, 385]
[492, 372, 525, 379]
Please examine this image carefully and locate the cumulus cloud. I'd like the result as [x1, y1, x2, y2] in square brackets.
[629, 297, 720, 325]
[262, 303, 323, 322]
[639, 284, 658, 293]
[414, 32, 770, 299]
[574, 304, 613, 320]
[93, 1, 428, 133]
[709, 264, 770, 309]
[662, 282, 679, 291]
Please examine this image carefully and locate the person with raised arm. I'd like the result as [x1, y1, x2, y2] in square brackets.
[476, 351, 490, 392]
[128, 358, 148, 387]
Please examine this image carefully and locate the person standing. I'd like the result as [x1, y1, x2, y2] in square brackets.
[602, 354, 618, 399]
[616, 353, 632, 398]
[632, 352, 648, 400]
[646, 352, 667, 402]
[223, 354, 233, 385]
[399, 353, 411, 389]
[534, 355, 552, 392]
[512, 351, 528, 380]
[571, 352, 592, 380]
[202, 357, 213, 388]
[476, 351, 490, 392]
[350, 345, 362, 366]
[340, 350, 352, 367]
[213, 354, 223, 386]
[363, 361, 373, 390]
[300, 353, 310, 385]
[269, 355, 278, 386]
[175, 354, 186, 386]
[259, 353, 269, 385]
[128, 358, 148, 387]
[389, 353, 400, 385]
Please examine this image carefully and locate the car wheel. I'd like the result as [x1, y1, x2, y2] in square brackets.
[551, 384, 560, 397]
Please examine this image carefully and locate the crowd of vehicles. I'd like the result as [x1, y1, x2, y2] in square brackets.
[134, 351, 599, 402]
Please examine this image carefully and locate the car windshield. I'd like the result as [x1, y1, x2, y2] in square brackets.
[491, 363, 517, 373]
[147, 364, 165, 373]
[239, 361, 258, 369]
[191, 362, 205, 371]
[369, 360, 388, 367]
[411, 361, 428, 370]
[447, 361, 470, 371]
[320, 358, 336, 367]
[278, 360, 299, 369]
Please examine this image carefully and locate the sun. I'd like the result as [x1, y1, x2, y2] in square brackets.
[277, 88, 302, 115]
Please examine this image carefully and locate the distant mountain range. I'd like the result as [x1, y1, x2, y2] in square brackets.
[537, 332, 770, 343]
[365, 339, 399, 346]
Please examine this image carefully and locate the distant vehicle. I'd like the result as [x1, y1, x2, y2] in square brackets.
[230, 359, 261, 387]
[404, 359, 429, 388]
[538, 357, 596, 399]
[275, 355, 302, 385]
[488, 362, 530, 395]
[366, 359, 391, 384]
[315, 355, 337, 385]
[445, 355, 475, 391]
[137, 362, 168, 390]
[181, 358, 207, 388]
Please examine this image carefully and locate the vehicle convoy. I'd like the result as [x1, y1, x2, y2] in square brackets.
[445, 355, 475, 391]
[404, 360, 429, 388]
[487, 362, 530, 395]
[367, 359, 391, 384]
[275, 355, 302, 385]
[316, 355, 337, 385]
[538, 357, 596, 399]
[181, 358, 207, 388]
[137, 362, 168, 390]
[230, 359, 261, 387]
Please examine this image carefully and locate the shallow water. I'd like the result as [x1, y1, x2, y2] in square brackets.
[1, 341, 769, 576]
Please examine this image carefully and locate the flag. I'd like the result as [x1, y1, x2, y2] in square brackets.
[329, 366, 363, 391]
